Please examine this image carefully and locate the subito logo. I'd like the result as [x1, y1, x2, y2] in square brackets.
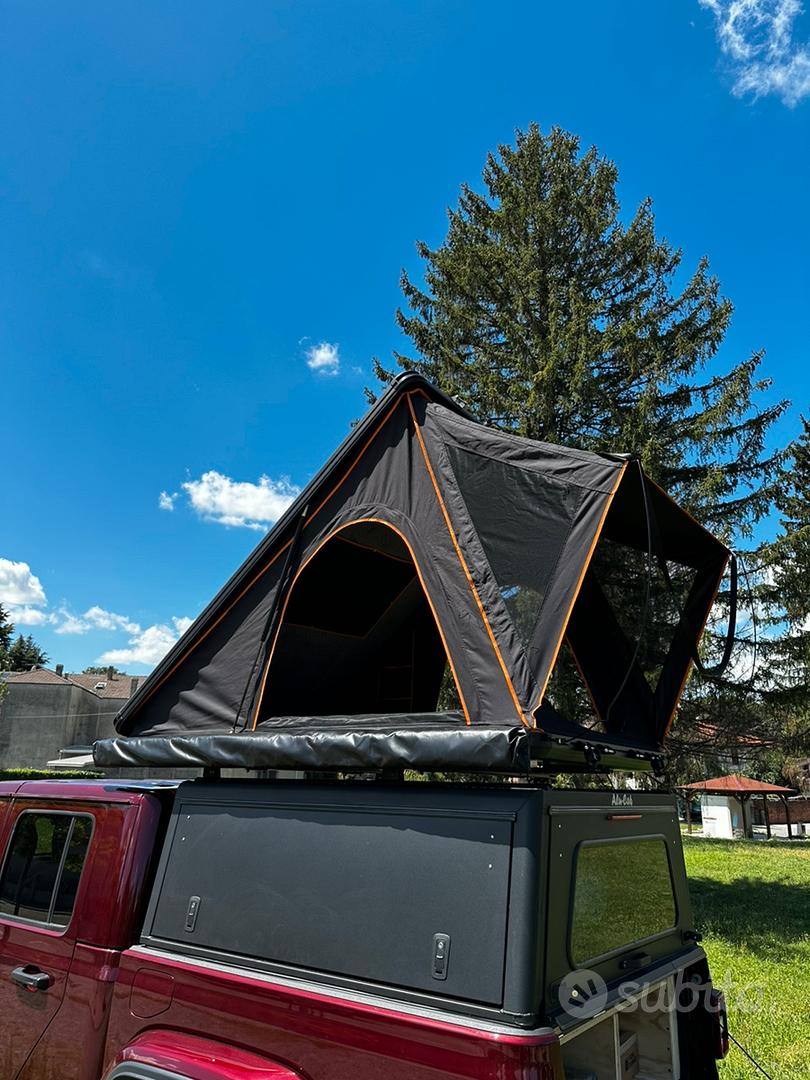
[558, 969, 608, 1019]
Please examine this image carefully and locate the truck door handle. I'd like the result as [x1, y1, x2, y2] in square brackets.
[11, 965, 52, 992]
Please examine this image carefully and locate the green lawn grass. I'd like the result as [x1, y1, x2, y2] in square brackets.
[683, 837, 810, 1080]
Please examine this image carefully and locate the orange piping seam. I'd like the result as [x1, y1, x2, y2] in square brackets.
[532, 460, 629, 719]
[251, 516, 471, 729]
[126, 397, 407, 716]
[406, 393, 528, 728]
[662, 551, 730, 740]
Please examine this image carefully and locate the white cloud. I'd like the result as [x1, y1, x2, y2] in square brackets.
[158, 490, 178, 511]
[306, 341, 340, 375]
[0, 559, 56, 628]
[55, 609, 91, 635]
[97, 616, 193, 668]
[173, 615, 194, 635]
[700, 0, 810, 105]
[55, 605, 142, 636]
[0, 558, 47, 608]
[0, 555, 192, 669]
[82, 606, 141, 634]
[181, 470, 299, 530]
[6, 606, 55, 627]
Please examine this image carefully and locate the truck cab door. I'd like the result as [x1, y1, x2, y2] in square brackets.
[0, 807, 93, 1079]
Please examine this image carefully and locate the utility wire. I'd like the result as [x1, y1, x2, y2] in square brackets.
[729, 1032, 776, 1080]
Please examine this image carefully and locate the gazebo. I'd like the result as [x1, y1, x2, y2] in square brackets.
[681, 773, 797, 839]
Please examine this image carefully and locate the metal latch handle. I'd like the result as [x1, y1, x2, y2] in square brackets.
[11, 965, 52, 992]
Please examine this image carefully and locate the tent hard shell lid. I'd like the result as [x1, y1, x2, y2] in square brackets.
[97, 374, 730, 774]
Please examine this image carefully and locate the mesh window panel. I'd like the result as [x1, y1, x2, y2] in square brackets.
[445, 444, 580, 651]
[589, 538, 696, 693]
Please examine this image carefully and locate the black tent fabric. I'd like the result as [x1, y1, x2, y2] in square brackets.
[98, 374, 730, 772]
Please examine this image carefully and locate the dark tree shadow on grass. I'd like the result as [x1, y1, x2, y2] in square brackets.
[688, 877, 810, 959]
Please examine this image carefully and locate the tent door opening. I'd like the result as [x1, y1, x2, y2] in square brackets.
[255, 520, 451, 722]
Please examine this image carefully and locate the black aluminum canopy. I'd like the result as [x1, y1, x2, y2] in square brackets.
[96, 374, 730, 773]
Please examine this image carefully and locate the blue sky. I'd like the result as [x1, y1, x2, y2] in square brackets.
[1, 0, 808, 673]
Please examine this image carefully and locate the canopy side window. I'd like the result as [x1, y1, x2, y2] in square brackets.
[256, 520, 453, 721]
[569, 836, 677, 966]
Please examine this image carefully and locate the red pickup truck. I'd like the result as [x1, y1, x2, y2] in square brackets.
[0, 777, 727, 1080]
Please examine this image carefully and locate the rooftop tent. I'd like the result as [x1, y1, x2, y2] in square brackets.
[99, 375, 730, 773]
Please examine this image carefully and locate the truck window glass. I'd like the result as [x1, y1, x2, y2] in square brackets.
[0, 813, 92, 926]
[51, 816, 93, 925]
[570, 838, 676, 965]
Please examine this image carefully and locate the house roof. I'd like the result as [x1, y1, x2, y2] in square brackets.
[1, 668, 70, 685]
[0, 668, 145, 699]
[686, 721, 772, 749]
[67, 673, 146, 699]
[682, 773, 795, 795]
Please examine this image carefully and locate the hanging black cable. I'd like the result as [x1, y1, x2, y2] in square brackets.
[693, 552, 738, 679]
[231, 504, 310, 732]
[656, 535, 738, 678]
[728, 1032, 775, 1080]
[604, 457, 741, 730]
[650, 511, 739, 681]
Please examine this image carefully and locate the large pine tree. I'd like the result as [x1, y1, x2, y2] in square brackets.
[0, 604, 13, 660]
[757, 418, 810, 761]
[0, 608, 49, 672]
[4, 634, 49, 672]
[375, 125, 788, 768]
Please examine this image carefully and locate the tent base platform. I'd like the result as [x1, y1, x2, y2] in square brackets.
[93, 712, 659, 775]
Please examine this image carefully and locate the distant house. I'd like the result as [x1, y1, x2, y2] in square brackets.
[0, 666, 146, 770]
[688, 721, 772, 775]
[683, 774, 798, 839]
[793, 758, 810, 793]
